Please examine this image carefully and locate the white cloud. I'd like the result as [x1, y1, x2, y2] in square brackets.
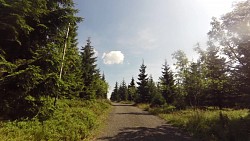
[136, 28, 157, 49]
[116, 28, 158, 50]
[102, 51, 124, 65]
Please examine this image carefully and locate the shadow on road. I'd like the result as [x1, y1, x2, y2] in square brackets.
[97, 124, 193, 141]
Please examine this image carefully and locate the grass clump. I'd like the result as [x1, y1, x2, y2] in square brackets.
[0, 99, 111, 141]
[120, 101, 135, 104]
[136, 103, 150, 111]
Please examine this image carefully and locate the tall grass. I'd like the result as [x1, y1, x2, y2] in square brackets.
[136, 104, 250, 140]
[160, 109, 250, 141]
[0, 99, 111, 141]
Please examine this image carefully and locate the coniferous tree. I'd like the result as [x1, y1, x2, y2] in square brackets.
[172, 50, 189, 108]
[118, 80, 128, 101]
[151, 82, 166, 107]
[204, 43, 228, 109]
[147, 75, 158, 103]
[207, 1, 250, 107]
[0, 0, 82, 119]
[95, 78, 109, 99]
[159, 60, 175, 104]
[110, 82, 119, 101]
[102, 72, 106, 81]
[80, 38, 98, 99]
[137, 61, 150, 103]
[184, 62, 204, 107]
[60, 23, 82, 99]
[94, 71, 109, 99]
[128, 77, 137, 101]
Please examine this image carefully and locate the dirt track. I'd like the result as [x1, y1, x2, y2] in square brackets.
[96, 103, 194, 141]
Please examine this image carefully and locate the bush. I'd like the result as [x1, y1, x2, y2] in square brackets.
[0, 99, 111, 140]
[150, 93, 166, 107]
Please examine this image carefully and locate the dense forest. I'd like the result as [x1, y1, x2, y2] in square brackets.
[0, 0, 250, 140]
[0, 0, 108, 120]
[110, 0, 250, 109]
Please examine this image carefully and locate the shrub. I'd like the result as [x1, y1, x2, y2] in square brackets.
[0, 99, 111, 140]
[151, 93, 166, 107]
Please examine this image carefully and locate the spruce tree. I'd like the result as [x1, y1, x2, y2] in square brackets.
[159, 60, 175, 104]
[95, 71, 109, 99]
[0, 0, 82, 119]
[128, 77, 137, 101]
[147, 75, 158, 102]
[204, 43, 228, 109]
[110, 82, 119, 101]
[80, 38, 98, 99]
[60, 23, 82, 99]
[119, 79, 128, 101]
[137, 61, 150, 103]
[184, 62, 204, 107]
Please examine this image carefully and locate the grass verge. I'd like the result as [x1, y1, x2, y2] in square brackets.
[160, 108, 250, 141]
[137, 104, 250, 141]
[0, 99, 111, 141]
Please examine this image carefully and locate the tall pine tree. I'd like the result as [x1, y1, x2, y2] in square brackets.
[159, 60, 175, 104]
[204, 43, 228, 109]
[0, 0, 82, 119]
[118, 79, 128, 101]
[80, 38, 98, 99]
[137, 61, 150, 103]
[110, 82, 119, 101]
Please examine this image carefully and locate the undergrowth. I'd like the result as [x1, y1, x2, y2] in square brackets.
[137, 104, 250, 141]
[160, 108, 250, 141]
[0, 99, 111, 141]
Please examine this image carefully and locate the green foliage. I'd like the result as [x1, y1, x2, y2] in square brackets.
[203, 44, 228, 109]
[137, 61, 150, 103]
[147, 75, 158, 102]
[160, 109, 250, 141]
[128, 77, 137, 101]
[207, 0, 250, 107]
[95, 78, 109, 99]
[118, 79, 128, 101]
[159, 60, 175, 104]
[0, 65, 42, 119]
[110, 82, 120, 101]
[128, 87, 137, 101]
[0, 99, 111, 141]
[80, 38, 99, 100]
[149, 104, 176, 115]
[184, 62, 205, 107]
[60, 24, 83, 99]
[150, 93, 166, 108]
[0, 0, 86, 119]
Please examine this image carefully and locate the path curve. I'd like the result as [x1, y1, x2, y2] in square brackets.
[96, 103, 194, 141]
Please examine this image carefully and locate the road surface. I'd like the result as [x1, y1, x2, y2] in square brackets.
[96, 103, 193, 141]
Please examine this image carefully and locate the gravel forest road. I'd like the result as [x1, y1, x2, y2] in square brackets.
[96, 103, 194, 141]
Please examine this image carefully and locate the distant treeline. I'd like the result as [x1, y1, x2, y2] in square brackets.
[110, 0, 250, 109]
[0, 0, 108, 120]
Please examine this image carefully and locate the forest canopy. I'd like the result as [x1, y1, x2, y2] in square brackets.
[0, 0, 108, 120]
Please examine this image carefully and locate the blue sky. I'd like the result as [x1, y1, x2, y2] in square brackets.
[74, 0, 242, 98]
